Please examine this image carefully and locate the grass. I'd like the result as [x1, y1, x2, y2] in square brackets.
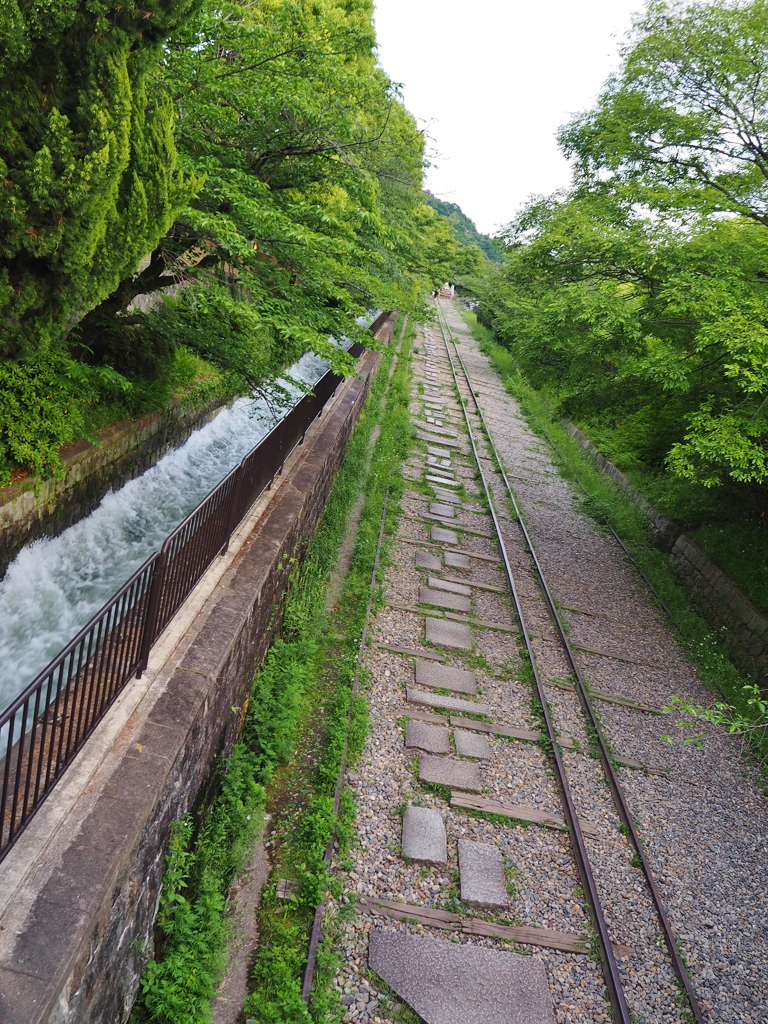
[129, 315, 414, 1024]
[459, 308, 768, 763]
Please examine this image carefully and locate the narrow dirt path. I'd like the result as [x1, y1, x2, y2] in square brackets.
[316, 303, 767, 1024]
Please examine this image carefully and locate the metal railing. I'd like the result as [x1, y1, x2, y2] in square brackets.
[0, 326, 381, 862]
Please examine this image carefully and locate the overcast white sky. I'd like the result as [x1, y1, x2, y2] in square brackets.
[373, 0, 644, 235]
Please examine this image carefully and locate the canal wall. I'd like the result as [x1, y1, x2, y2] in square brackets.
[0, 389, 238, 579]
[0, 318, 394, 1024]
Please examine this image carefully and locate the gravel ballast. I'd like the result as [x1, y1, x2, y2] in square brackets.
[319, 305, 767, 1024]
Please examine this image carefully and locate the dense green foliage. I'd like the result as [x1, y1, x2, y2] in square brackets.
[425, 194, 500, 262]
[478, 0, 768, 605]
[0, 0, 200, 357]
[130, 319, 412, 1022]
[0, 0, 454, 485]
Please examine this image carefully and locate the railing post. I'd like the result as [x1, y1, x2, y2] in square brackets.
[222, 464, 244, 555]
[137, 550, 168, 677]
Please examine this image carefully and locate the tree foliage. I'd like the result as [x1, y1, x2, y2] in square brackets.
[0, 0, 201, 356]
[77, 0, 457, 374]
[480, 0, 768, 517]
[0, 0, 454, 482]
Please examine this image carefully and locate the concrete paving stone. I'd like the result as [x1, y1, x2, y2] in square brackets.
[427, 446, 452, 458]
[427, 576, 471, 596]
[454, 729, 492, 759]
[415, 549, 442, 571]
[401, 804, 447, 864]
[444, 551, 472, 569]
[425, 616, 471, 649]
[368, 928, 555, 1024]
[406, 688, 492, 715]
[426, 475, 460, 487]
[419, 587, 470, 613]
[433, 489, 460, 504]
[405, 720, 451, 754]
[458, 839, 508, 908]
[430, 527, 458, 545]
[419, 754, 482, 793]
[415, 660, 477, 695]
[430, 502, 455, 518]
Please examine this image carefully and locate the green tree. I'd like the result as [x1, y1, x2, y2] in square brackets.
[481, 0, 768, 507]
[77, 0, 454, 379]
[559, 0, 768, 225]
[0, 0, 201, 356]
[481, 190, 768, 508]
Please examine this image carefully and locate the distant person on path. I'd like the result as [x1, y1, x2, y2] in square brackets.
[449, 282, 455, 298]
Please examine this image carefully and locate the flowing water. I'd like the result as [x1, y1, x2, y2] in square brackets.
[0, 349, 340, 712]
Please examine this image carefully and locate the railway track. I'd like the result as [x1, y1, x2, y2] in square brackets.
[318, 303, 767, 1024]
[432, 299, 702, 1024]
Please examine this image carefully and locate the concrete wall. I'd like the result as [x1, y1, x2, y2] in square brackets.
[564, 422, 768, 684]
[0, 332, 388, 1024]
[0, 391, 237, 578]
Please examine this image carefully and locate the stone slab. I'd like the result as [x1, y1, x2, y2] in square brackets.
[427, 576, 471, 596]
[430, 502, 455, 518]
[415, 660, 477, 695]
[454, 729, 492, 759]
[445, 551, 471, 569]
[425, 616, 471, 649]
[406, 720, 451, 754]
[459, 839, 508, 908]
[402, 804, 447, 864]
[427, 446, 452, 458]
[415, 421, 458, 438]
[419, 754, 482, 793]
[433, 489, 460, 504]
[419, 586, 470, 613]
[368, 928, 555, 1024]
[415, 549, 441, 571]
[419, 432, 460, 449]
[406, 687, 492, 715]
[430, 527, 458, 545]
[425, 474, 460, 487]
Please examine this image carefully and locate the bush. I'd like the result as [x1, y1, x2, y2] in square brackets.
[0, 353, 99, 484]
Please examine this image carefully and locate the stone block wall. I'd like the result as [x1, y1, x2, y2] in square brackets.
[0, 335, 387, 1024]
[564, 422, 768, 684]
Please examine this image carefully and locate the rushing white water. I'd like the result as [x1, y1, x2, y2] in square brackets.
[0, 349, 338, 712]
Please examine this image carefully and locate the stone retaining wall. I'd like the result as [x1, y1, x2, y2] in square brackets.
[0, 331, 389, 1024]
[0, 390, 237, 578]
[564, 422, 768, 684]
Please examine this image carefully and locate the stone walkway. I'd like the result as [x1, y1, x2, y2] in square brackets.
[320, 303, 768, 1024]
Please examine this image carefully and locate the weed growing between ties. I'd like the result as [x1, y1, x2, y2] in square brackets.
[460, 309, 768, 767]
[129, 317, 413, 1024]
[245, 316, 413, 1021]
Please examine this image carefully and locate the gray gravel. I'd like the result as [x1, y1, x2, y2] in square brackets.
[319, 307, 767, 1024]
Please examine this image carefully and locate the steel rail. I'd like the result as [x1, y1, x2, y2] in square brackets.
[435, 300, 703, 1024]
[430, 304, 632, 1024]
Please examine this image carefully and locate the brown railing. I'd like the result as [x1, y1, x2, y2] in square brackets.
[0, 332, 376, 862]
